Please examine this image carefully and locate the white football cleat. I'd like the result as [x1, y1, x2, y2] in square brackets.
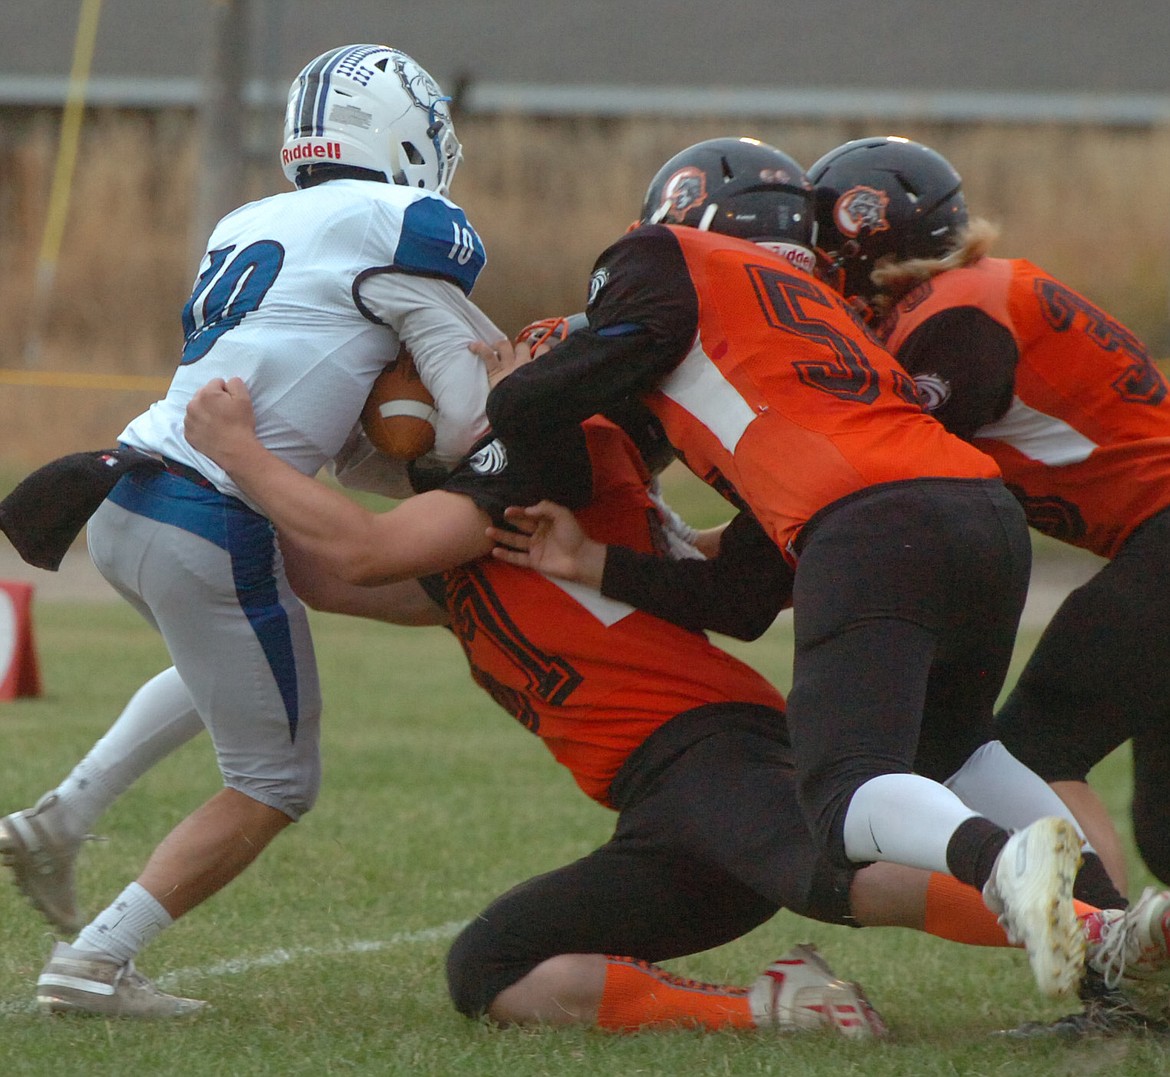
[983, 816, 1085, 998]
[36, 942, 206, 1018]
[1084, 886, 1170, 988]
[749, 943, 888, 1039]
[0, 792, 86, 934]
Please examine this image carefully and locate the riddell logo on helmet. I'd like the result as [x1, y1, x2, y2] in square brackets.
[281, 141, 344, 167]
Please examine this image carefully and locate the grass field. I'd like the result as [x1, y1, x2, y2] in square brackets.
[0, 580, 1168, 1074]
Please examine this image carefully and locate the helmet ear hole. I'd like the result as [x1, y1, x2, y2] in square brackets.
[897, 176, 923, 201]
[402, 143, 425, 166]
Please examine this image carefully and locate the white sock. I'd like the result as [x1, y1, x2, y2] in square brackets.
[943, 740, 1092, 848]
[53, 667, 204, 840]
[843, 773, 981, 870]
[73, 882, 173, 965]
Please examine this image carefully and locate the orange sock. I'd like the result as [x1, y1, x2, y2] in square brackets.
[924, 871, 1097, 947]
[595, 956, 755, 1032]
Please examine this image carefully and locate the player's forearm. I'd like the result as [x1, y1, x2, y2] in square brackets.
[486, 328, 666, 439]
[599, 512, 792, 639]
[217, 439, 386, 584]
[285, 537, 449, 627]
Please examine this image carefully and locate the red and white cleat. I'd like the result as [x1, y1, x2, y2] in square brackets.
[1084, 886, 1170, 988]
[749, 943, 888, 1040]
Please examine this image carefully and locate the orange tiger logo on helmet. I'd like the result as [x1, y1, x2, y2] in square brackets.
[656, 166, 708, 222]
[833, 185, 891, 239]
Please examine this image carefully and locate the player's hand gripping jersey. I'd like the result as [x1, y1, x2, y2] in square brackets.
[120, 178, 496, 504]
[488, 224, 998, 560]
[878, 256, 1170, 558]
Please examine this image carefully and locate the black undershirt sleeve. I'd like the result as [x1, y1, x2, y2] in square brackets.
[599, 510, 793, 640]
[486, 226, 699, 440]
[890, 306, 1019, 439]
[438, 425, 593, 527]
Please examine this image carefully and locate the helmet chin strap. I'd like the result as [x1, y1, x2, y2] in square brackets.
[697, 204, 719, 231]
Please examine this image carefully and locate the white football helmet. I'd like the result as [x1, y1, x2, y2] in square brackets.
[281, 44, 462, 196]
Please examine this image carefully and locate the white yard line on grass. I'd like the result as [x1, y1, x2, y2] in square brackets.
[0, 920, 466, 1017]
[156, 921, 467, 987]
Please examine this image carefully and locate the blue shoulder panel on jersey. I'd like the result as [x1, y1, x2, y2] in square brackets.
[395, 198, 486, 296]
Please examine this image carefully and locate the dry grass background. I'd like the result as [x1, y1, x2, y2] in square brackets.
[1, 108, 1169, 464]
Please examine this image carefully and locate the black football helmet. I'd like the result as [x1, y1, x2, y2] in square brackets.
[641, 137, 814, 257]
[806, 137, 967, 300]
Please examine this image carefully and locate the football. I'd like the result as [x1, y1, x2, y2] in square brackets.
[360, 346, 437, 460]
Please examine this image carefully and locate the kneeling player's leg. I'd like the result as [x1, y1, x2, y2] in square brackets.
[446, 837, 886, 1037]
[447, 840, 779, 1031]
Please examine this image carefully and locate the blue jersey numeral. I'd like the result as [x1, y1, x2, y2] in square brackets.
[181, 240, 286, 364]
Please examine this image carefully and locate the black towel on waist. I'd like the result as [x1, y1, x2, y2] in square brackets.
[0, 447, 164, 570]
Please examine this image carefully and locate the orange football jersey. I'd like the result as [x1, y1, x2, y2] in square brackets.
[882, 258, 1170, 558]
[433, 417, 786, 807]
[642, 226, 1000, 558]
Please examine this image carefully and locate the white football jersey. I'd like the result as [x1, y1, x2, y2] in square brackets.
[119, 178, 498, 504]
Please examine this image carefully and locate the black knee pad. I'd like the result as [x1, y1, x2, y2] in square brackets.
[445, 922, 495, 1018]
[445, 915, 539, 1019]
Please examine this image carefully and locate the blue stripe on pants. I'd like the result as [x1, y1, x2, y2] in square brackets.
[108, 470, 302, 740]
